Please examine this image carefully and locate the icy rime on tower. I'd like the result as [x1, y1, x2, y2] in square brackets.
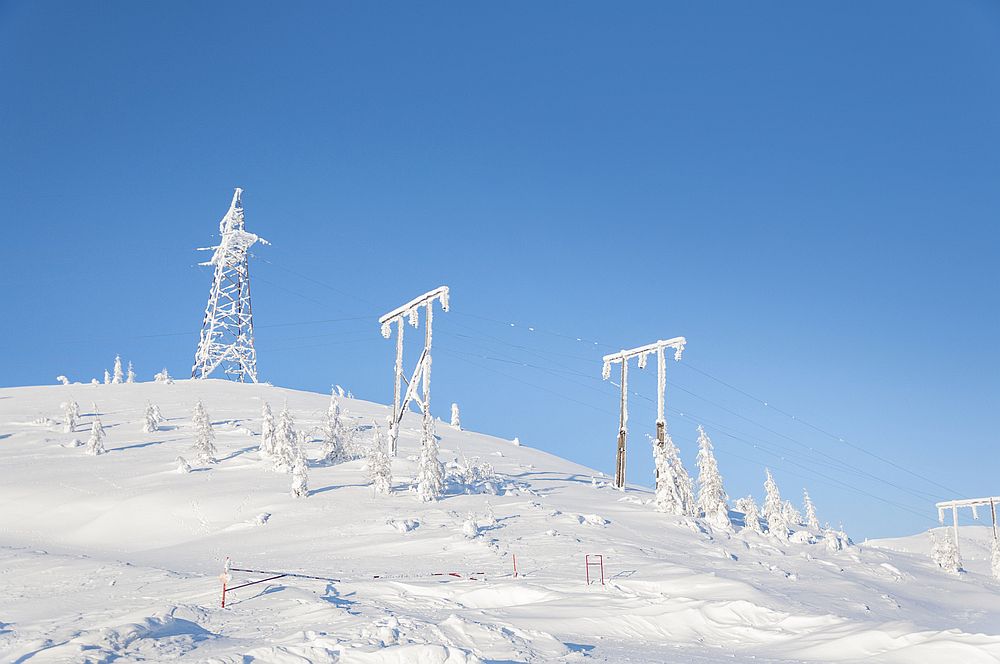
[192, 188, 264, 382]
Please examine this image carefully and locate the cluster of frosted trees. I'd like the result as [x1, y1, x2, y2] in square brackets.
[653, 425, 849, 547]
[258, 401, 310, 498]
[57, 358, 174, 386]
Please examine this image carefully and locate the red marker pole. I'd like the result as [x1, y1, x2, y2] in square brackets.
[512, 554, 518, 578]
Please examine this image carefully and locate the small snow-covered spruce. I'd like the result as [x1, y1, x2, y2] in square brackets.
[366, 422, 392, 495]
[321, 394, 346, 463]
[803, 489, 820, 530]
[143, 401, 160, 433]
[415, 417, 445, 502]
[762, 468, 789, 539]
[291, 431, 309, 498]
[126, 361, 136, 384]
[56, 375, 70, 385]
[86, 418, 106, 455]
[112, 355, 124, 384]
[192, 400, 217, 464]
[735, 496, 765, 534]
[653, 435, 696, 516]
[930, 530, 962, 573]
[63, 400, 79, 433]
[153, 368, 173, 384]
[259, 402, 276, 459]
[450, 403, 461, 429]
[104, 370, 111, 385]
[782, 500, 803, 528]
[272, 404, 297, 471]
[176, 456, 191, 473]
[991, 537, 1000, 581]
[695, 426, 730, 528]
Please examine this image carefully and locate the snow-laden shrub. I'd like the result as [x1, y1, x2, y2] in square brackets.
[763, 469, 789, 540]
[176, 456, 192, 473]
[450, 403, 461, 429]
[192, 400, 217, 464]
[695, 426, 730, 529]
[803, 489, 820, 530]
[415, 418, 445, 502]
[366, 423, 392, 495]
[735, 495, 764, 534]
[153, 368, 174, 384]
[143, 401, 160, 433]
[321, 394, 348, 464]
[653, 435, 696, 516]
[126, 361, 136, 384]
[56, 375, 70, 385]
[449, 453, 501, 495]
[291, 431, 309, 498]
[272, 404, 296, 472]
[86, 418, 106, 456]
[930, 531, 962, 573]
[63, 401, 79, 433]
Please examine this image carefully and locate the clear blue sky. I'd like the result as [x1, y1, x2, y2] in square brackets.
[1, 1, 997, 539]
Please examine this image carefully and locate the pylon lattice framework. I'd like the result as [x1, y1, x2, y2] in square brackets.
[192, 188, 264, 383]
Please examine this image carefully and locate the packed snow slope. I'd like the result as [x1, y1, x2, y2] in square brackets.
[1, 380, 999, 663]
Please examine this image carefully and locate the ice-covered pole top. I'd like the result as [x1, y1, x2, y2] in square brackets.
[601, 336, 686, 379]
[379, 286, 450, 337]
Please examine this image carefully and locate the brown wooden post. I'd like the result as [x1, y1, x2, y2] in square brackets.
[614, 360, 628, 490]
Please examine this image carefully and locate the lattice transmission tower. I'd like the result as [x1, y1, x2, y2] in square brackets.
[192, 188, 264, 382]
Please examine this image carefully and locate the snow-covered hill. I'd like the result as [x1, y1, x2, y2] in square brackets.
[1, 380, 999, 663]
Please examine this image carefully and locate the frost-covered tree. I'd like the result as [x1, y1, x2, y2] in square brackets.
[143, 401, 160, 433]
[126, 361, 136, 384]
[782, 500, 803, 527]
[272, 404, 297, 471]
[930, 531, 962, 573]
[695, 426, 730, 528]
[366, 422, 392, 495]
[176, 456, 191, 473]
[63, 400, 79, 433]
[450, 403, 461, 430]
[735, 495, 764, 534]
[653, 435, 696, 516]
[291, 431, 309, 498]
[321, 394, 347, 463]
[56, 375, 70, 385]
[154, 368, 173, 384]
[415, 417, 445, 502]
[259, 402, 276, 459]
[803, 489, 820, 530]
[763, 469, 788, 539]
[86, 418, 106, 455]
[192, 400, 217, 464]
[104, 370, 111, 385]
[992, 537, 1000, 581]
[112, 355, 124, 384]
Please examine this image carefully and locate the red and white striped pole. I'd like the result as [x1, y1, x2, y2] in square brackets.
[512, 553, 518, 578]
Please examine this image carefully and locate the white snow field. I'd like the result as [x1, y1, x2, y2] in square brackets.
[1, 380, 999, 663]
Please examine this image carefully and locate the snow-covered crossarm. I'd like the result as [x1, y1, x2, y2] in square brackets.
[378, 286, 450, 327]
[601, 336, 686, 376]
[934, 495, 1000, 560]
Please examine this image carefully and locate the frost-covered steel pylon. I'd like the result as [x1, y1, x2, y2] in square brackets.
[602, 337, 686, 490]
[192, 188, 264, 382]
[379, 286, 450, 456]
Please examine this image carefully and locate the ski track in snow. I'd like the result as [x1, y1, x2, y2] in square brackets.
[1, 380, 999, 663]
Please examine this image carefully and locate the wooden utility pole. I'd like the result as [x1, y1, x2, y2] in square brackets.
[379, 286, 450, 456]
[602, 337, 686, 490]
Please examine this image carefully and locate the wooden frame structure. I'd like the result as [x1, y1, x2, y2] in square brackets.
[379, 286, 450, 456]
[601, 337, 686, 490]
[935, 496, 1000, 555]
